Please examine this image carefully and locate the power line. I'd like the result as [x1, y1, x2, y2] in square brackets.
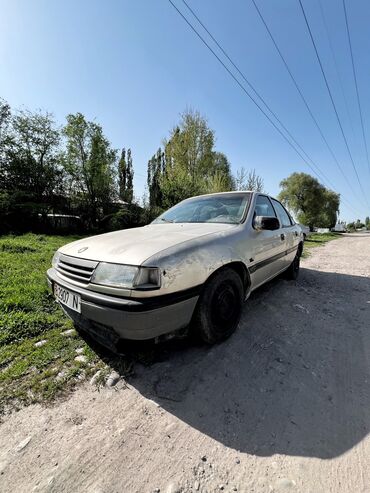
[342, 0, 370, 180]
[180, 0, 329, 187]
[168, 0, 327, 179]
[318, 0, 355, 141]
[169, 0, 361, 216]
[251, 0, 358, 201]
[298, 0, 369, 210]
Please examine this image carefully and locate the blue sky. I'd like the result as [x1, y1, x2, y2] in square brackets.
[1, 0, 370, 221]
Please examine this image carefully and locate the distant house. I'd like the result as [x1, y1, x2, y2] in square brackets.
[38, 213, 82, 233]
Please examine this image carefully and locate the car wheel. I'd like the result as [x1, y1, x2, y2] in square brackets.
[285, 247, 301, 280]
[192, 268, 244, 344]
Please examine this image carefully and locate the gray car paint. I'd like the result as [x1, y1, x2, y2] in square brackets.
[47, 191, 303, 341]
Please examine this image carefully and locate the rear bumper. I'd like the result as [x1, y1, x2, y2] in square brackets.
[47, 269, 199, 343]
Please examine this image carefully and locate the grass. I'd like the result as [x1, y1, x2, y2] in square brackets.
[0, 231, 342, 413]
[302, 232, 341, 258]
[0, 234, 111, 414]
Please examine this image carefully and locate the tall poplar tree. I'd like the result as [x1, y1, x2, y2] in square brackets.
[118, 147, 134, 203]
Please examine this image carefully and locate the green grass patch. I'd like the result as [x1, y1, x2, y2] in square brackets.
[302, 232, 342, 258]
[0, 233, 108, 413]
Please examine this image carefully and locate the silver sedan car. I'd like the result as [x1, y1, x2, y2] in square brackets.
[47, 192, 303, 347]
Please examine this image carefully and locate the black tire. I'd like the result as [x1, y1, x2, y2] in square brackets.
[192, 268, 244, 345]
[285, 246, 301, 280]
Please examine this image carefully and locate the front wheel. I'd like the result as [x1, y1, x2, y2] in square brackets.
[192, 268, 244, 345]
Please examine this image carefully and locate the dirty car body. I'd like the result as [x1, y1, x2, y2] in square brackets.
[47, 192, 303, 347]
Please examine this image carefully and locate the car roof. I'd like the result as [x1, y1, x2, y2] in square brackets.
[184, 191, 256, 200]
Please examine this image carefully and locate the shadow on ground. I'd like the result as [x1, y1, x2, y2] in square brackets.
[83, 267, 370, 460]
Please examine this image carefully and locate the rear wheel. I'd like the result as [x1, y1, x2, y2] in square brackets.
[192, 268, 244, 344]
[285, 247, 301, 280]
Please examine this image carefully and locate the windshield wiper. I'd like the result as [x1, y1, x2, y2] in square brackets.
[160, 217, 174, 223]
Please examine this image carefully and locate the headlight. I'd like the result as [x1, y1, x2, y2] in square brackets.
[52, 251, 60, 268]
[91, 263, 160, 289]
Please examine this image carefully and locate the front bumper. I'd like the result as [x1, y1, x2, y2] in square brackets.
[47, 268, 199, 343]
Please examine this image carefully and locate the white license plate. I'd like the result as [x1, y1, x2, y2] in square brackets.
[54, 283, 81, 313]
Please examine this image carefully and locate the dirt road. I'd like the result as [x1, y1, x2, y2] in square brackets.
[1, 234, 369, 493]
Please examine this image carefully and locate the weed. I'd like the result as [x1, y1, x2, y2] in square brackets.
[302, 232, 341, 258]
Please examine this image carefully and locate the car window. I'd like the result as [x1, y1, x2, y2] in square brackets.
[272, 199, 292, 227]
[152, 193, 251, 224]
[254, 195, 276, 218]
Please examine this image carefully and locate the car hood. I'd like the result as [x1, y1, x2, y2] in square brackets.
[59, 223, 236, 265]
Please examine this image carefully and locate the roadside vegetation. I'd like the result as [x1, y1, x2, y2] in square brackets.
[0, 95, 354, 413]
[302, 232, 341, 258]
[0, 230, 341, 412]
[278, 173, 340, 230]
[0, 98, 265, 235]
[0, 234, 110, 413]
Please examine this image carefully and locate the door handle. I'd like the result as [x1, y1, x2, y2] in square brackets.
[280, 233, 285, 241]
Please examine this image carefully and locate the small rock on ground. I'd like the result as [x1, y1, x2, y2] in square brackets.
[75, 347, 84, 355]
[61, 329, 76, 337]
[166, 482, 181, 493]
[90, 370, 102, 386]
[56, 371, 66, 381]
[16, 436, 32, 452]
[106, 371, 120, 387]
[34, 340, 47, 348]
[275, 478, 296, 489]
[75, 355, 87, 364]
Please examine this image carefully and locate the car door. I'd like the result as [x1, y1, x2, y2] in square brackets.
[271, 198, 298, 269]
[249, 195, 287, 288]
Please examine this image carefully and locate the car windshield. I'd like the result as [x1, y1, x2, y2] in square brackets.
[152, 193, 251, 224]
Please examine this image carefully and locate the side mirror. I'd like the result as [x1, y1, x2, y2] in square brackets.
[254, 215, 280, 231]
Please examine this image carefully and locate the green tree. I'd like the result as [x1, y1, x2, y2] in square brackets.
[210, 152, 233, 190]
[147, 148, 165, 208]
[0, 105, 64, 231]
[278, 172, 340, 230]
[0, 98, 11, 193]
[118, 148, 126, 200]
[118, 148, 134, 203]
[1, 108, 62, 198]
[0, 98, 11, 145]
[126, 149, 134, 203]
[63, 113, 117, 226]
[317, 189, 340, 228]
[365, 216, 370, 230]
[204, 169, 232, 193]
[158, 109, 233, 207]
[233, 167, 264, 192]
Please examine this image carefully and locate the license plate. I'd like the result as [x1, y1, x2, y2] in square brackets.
[54, 283, 81, 313]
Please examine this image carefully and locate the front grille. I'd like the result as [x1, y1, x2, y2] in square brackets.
[56, 254, 98, 286]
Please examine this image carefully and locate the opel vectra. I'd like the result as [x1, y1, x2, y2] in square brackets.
[47, 192, 303, 347]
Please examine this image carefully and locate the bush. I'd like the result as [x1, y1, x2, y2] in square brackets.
[101, 204, 145, 231]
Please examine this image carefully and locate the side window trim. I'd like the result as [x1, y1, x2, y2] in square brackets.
[254, 194, 277, 216]
[252, 194, 278, 230]
[271, 198, 292, 228]
[278, 200, 294, 225]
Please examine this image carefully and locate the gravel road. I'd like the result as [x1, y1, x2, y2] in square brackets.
[1, 233, 369, 493]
